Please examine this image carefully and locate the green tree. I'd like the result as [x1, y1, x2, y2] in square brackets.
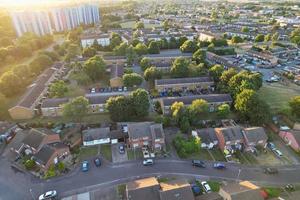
[64, 44, 81, 62]
[62, 96, 89, 122]
[29, 54, 53, 74]
[272, 32, 279, 42]
[134, 42, 148, 56]
[122, 73, 143, 87]
[83, 55, 106, 81]
[209, 64, 224, 81]
[241, 26, 249, 33]
[289, 96, 300, 118]
[0, 71, 24, 97]
[12, 64, 31, 81]
[130, 89, 150, 118]
[49, 80, 68, 98]
[126, 45, 137, 67]
[0, 93, 7, 118]
[110, 32, 122, 49]
[217, 104, 230, 118]
[163, 20, 170, 31]
[264, 34, 272, 42]
[24, 159, 36, 170]
[113, 42, 129, 56]
[235, 89, 270, 125]
[255, 34, 265, 42]
[135, 21, 145, 29]
[140, 57, 151, 71]
[106, 96, 131, 121]
[171, 101, 185, 123]
[180, 40, 197, 53]
[188, 99, 209, 123]
[147, 41, 160, 54]
[144, 66, 161, 82]
[82, 46, 96, 58]
[189, 63, 207, 77]
[231, 35, 244, 44]
[170, 57, 190, 78]
[192, 49, 206, 64]
[178, 36, 188, 46]
[57, 162, 65, 172]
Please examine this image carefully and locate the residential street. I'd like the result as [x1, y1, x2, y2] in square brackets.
[2, 155, 300, 200]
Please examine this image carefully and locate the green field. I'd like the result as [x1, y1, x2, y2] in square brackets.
[120, 21, 162, 29]
[257, 83, 300, 112]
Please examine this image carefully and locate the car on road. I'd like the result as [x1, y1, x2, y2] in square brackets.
[94, 158, 101, 167]
[143, 159, 154, 166]
[91, 88, 96, 93]
[38, 190, 57, 200]
[192, 160, 206, 168]
[81, 161, 89, 172]
[273, 149, 283, 157]
[213, 163, 226, 169]
[264, 167, 278, 175]
[119, 144, 125, 154]
[201, 181, 212, 193]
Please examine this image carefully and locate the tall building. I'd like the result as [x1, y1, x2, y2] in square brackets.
[11, 3, 100, 37]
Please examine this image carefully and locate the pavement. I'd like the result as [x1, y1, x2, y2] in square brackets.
[111, 144, 128, 163]
[2, 154, 300, 200]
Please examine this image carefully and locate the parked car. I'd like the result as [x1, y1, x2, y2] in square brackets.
[264, 167, 278, 175]
[213, 163, 226, 169]
[81, 161, 89, 172]
[38, 190, 57, 200]
[94, 158, 101, 167]
[201, 181, 212, 193]
[267, 142, 276, 151]
[143, 159, 154, 166]
[273, 149, 283, 157]
[192, 160, 206, 168]
[119, 144, 125, 154]
[91, 88, 96, 93]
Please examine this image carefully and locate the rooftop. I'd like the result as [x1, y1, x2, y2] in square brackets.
[155, 77, 213, 86]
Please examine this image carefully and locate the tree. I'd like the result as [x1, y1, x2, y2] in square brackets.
[163, 20, 170, 31]
[255, 34, 265, 42]
[83, 55, 106, 81]
[188, 99, 209, 123]
[241, 26, 249, 33]
[209, 64, 224, 81]
[180, 40, 197, 53]
[217, 104, 230, 118]
[62, 96, 89, 121]
[135, 21, 145, 29]
[169, 36, 178, 49]
[126, 45, 137, 67]
[170, 57, 190, 78]
[29, 54, 53, 74]
[12, 64, 31, 81]
[122, 73, 143, 87]
[192, 49, 206, 64]
[24, 159, 36, 170]
[189, 63, 207, 77]
[289, 96, 300, 118]
[106, 96, 131, 121]
[49, 80, 68, 98]
[82, 46, 96, 58]
[140, 57, 151, 71]
[231, 35, 244, 44]
[0, 93, 7, 118]
[178, 36, 188, 46]
[235, 89, 270, 125]
[134, 42, 148, 56]
[144, 66, 161, 82]
[290, 28, 300, 45]
[130, 89, 150, 118]
[113, 42, 129, 56]
[272, 32, 279, 42]
[64, 44, 81, 62]
[147, 41, 160, 54]
[110, 32, 122, 49]
[0, 71, 24, 97]
[171, 101, 185, 123]
[264, 34, 272, 42]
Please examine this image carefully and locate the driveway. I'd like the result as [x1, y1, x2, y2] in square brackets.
[111, 143, 128, 163]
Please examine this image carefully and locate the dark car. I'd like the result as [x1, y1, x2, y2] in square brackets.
[213, 163, 226, 169]
[264, 167, 278, 175]
[94, 158, 101, 167]
[119, 144, 125, 154]
[192, 160, 206, 168]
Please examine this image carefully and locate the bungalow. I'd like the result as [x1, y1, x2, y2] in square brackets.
[41, 98, 69, 117]
[158, 94, 232, 115]
[279, 129, 300, 152]
[155, 77, 214, 92]
[110, 64, 124, 88]
[82, 127, 111, 146]
[126, 122, 165, 151]
[215, 126, 244, 152]
[194, 128, 218, 149]
[242, 127, 268, 151]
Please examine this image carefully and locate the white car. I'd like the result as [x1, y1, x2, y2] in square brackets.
[91, 88, 96, 93]
[273, 149, 283, 157]
[201, 181, 212, 193]
[143, 159, 154, 166]
[39, 190, 57, 200]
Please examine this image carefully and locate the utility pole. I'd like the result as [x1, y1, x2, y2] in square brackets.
[236, 169, 241, 182]
[29, 188, 35, 200]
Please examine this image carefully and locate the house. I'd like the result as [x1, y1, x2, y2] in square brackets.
[126, 177, 160, 200]
[158, 94, 232, 115]
[155, 77, 214, 92]
[80, 33, 110, 48]
[279, 129, 300, 152]
[195, 192, 222, 200]
[159, 179, 194, 200]
[33, 142, 70, 170]
[206, 52, 237, 68]
[126, 122, 165, 151]
[218, 181, 264, 200]
[82, 127, 111, 146]
[199, 32, 221, 42]
[194, 128, 218, 149]
[110, 64, 124, 87]
[215, 126, 244, 152]
[246, 50, 278, 66]
[242, 127, 268, 151]
[9, 63, 66, 120]
[41, 98, 69, 117]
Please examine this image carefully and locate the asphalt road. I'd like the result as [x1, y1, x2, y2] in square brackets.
[2, 156, 300, 200]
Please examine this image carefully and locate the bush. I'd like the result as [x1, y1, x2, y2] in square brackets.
[44, 164, 56, 179]
[57, 162, 65, 172]
[173, 134, 200, 158]
[24, 159, 36, 170]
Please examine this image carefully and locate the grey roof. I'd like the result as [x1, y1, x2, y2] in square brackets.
[218, 126, 243, 142]
[127, 122, 152, 139]
[159, 179, 194, 200]
[161, 94, 232, 107]
[110, 65, 124, 79]
[195, 192, 222, 200]
[41, 98, 69, 108]
[82, 127, 110, 142]
[243, 127, 268, 144]
[220, 182, 263, 200]
[197, 128, 218, 144]
[22, 128, 57, 150]
[86, 94, 127, 105]
[33, 145, 55, 165]
[150, 124, 164, 140]
[127, 177, 160, 200]
[155, 77, 213, 86]
[0, 122, 17, 135]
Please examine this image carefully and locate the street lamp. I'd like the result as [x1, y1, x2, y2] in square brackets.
[236, 169, 242, 182]
[29, 188, 35, 200]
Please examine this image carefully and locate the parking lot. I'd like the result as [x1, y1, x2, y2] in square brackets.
[111, 143, 128, 163]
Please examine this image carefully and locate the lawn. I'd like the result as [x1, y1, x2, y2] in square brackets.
[257, 83, 300, 112]
[187, 148, 214, 161]
[120, 20, 162, 29]
[78, 146, 99, 161]
[127, 149, 143, 160]
[209, 149, 226, 161]
[207, 181, 221, 192]
[101, 144, 112, 162]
